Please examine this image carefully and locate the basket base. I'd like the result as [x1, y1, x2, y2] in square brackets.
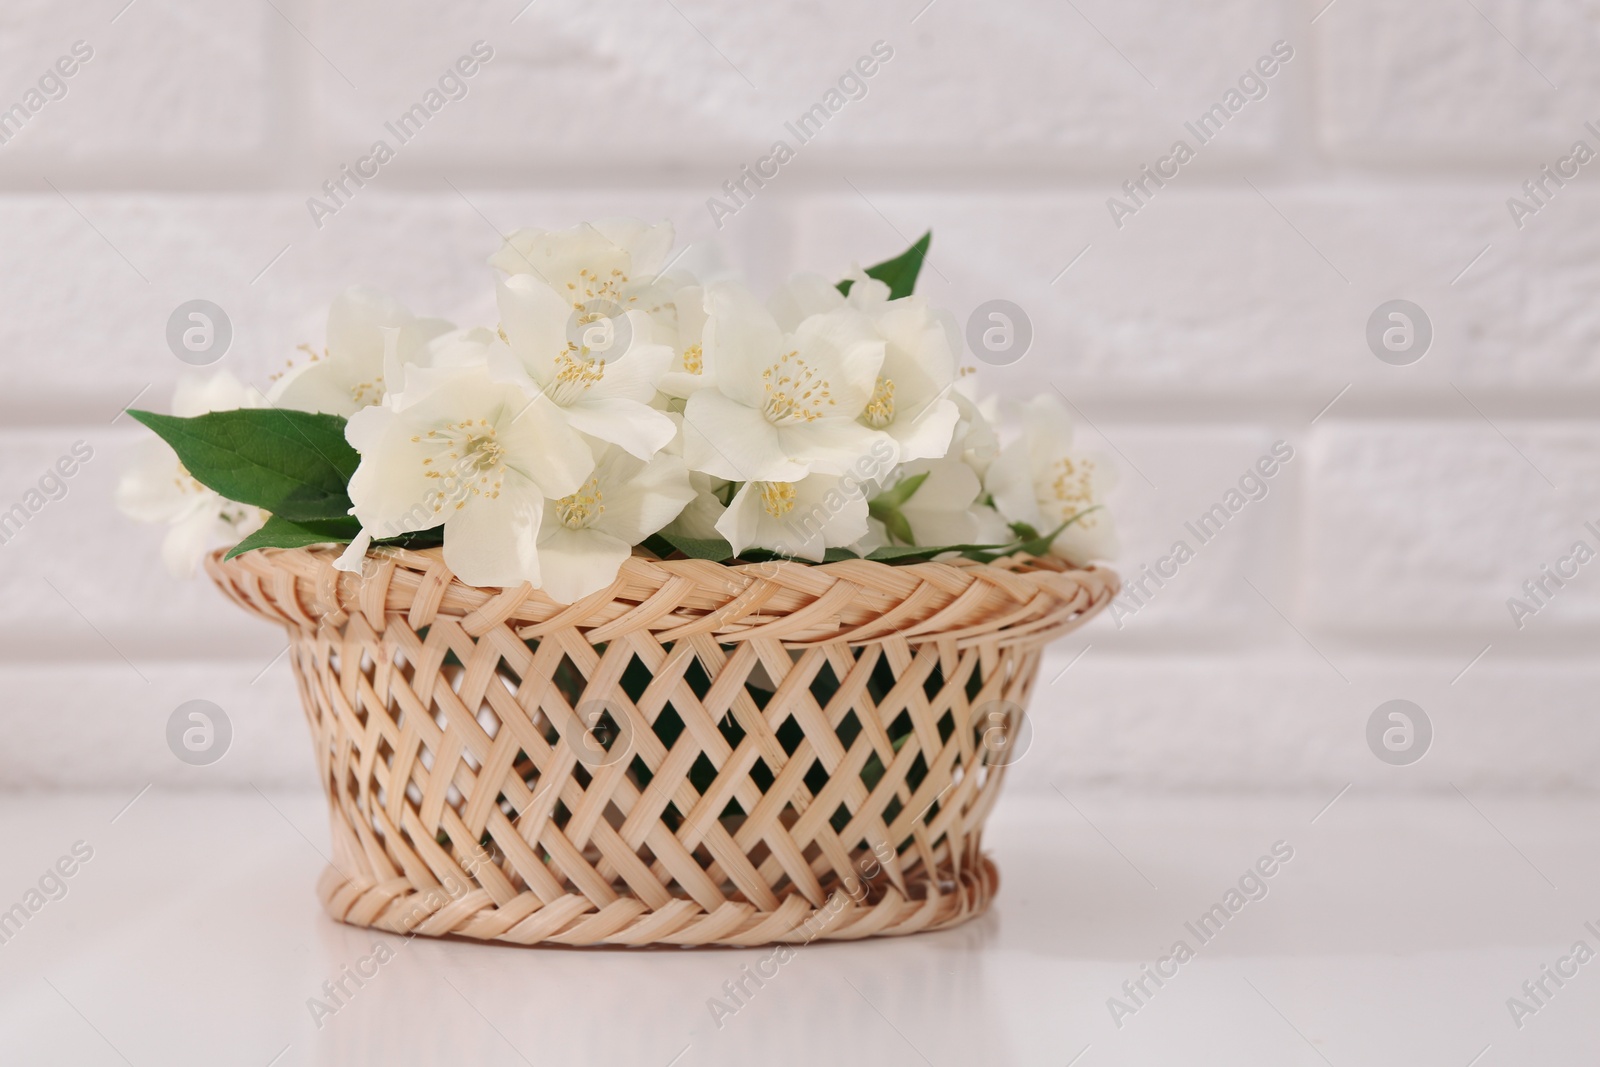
[314, 857, 1000, 948]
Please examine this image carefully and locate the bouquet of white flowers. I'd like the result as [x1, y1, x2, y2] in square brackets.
[121, 220, 1116, 603]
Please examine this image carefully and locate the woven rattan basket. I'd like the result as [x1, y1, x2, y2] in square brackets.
[207, 545, 1116, 947]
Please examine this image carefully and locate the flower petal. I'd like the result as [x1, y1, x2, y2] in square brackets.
[840, 268, 891, 309]
[1053, 500, 1119, 565]
[488, 223, 627, 287]
[767, 272, 844, 332]
[985, 437, 1046, 530]
[562, 396, 676, 459]
[269, 361, 364, 417]
[714, 481, 767, 557]
[593, 451, 697, 544]
[789, 307, 885, 415]
[161, 506, 226, 578]
[1021, 394, 1077, 463]
[172, 369, 264, 417]
[333, 530, 373, 574]
[327, 286, 409, 371]
[885, 395, 960, 464]
[587, 338, 671, 403]
[533, 524, 631, 603]
[682, 390, 806, 482]
[442, 476, 543, 587]
[846, 515, 890, 558]
[717, 474, 865, 561]
[115, 439, 200, 524]
[497, 274, 574, 385]
[703, 282, 782, 408]
[774, 417, 886, 476]
[663, 471, 728, 540]
[496, 393, 596, 498]
[791, 474, 868, 550]
[343, 405, 445, 535]
[590, 217, 675, 277]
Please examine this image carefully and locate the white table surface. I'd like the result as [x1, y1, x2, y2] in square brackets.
[0, 788, 1595, 1066]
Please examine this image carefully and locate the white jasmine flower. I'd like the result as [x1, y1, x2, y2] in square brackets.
[856, 294, 961, 464]
[766, 271, 850, 331]
[424, 324, 502, 369]
[985, 396, 1118, 566]
[655, 415, 727, 540]
[488, 218, 676, 288]
[661, 470, 729, 541]
[494, 274, 676, 458]
[270, 286, 451, 416]
[769, 270, 960, 465]
[536, 445, 696, 603]
[847, 516, 891, 558]
[682, 282, 886, 482]
[127, 220, 1121, 586]
[715, 473, 869, 562]
[336, 364, 593, 588]
[489, 219, 708, 396]
[949, 389, 1001, 478]
[115, 371, 269, 577]
[655, 285, 712, 400]
[893, 459, 1013, 547]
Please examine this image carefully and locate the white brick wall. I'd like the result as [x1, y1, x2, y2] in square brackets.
[1, 0, 1595, 793]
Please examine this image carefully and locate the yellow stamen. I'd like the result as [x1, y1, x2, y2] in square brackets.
[1049, 456, 1100, 527]
[757, 481, 797, 518]
[421, 419, 509, 512]
[555, 476, 604, 529]
[862, 376, 895, 428]
[760, 352, 833, 424]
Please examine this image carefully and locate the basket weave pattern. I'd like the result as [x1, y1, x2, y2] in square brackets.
[208, 546, 1116, 947]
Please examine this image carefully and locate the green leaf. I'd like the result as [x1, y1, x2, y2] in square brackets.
[960, 506, 1103, 564]
[1011, 506, 1101, 558]
[867, 470, 929, 514]
[651, 531, 738, 561]
[879, 509, 916, 547]
[223, 514, 361, 560]
[863, 543, 960, 562]
[857, 507, 1104, 565]
[867, 470, 929, 548]
[865, 540, 1006, 562]
[376, 527, 446, 549]
[640, 505, 1104, 568]
[838, 231, 932, 300]
[1007, 520, 1040, 543]
[129, 408, 358, 522]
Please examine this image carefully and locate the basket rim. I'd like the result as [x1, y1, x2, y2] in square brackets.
[206, 543, 1118, 650]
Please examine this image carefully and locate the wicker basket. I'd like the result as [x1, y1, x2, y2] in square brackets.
[207, 545, 1116, 947]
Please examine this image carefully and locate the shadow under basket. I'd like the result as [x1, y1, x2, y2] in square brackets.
[208, 545, 1117, 948]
